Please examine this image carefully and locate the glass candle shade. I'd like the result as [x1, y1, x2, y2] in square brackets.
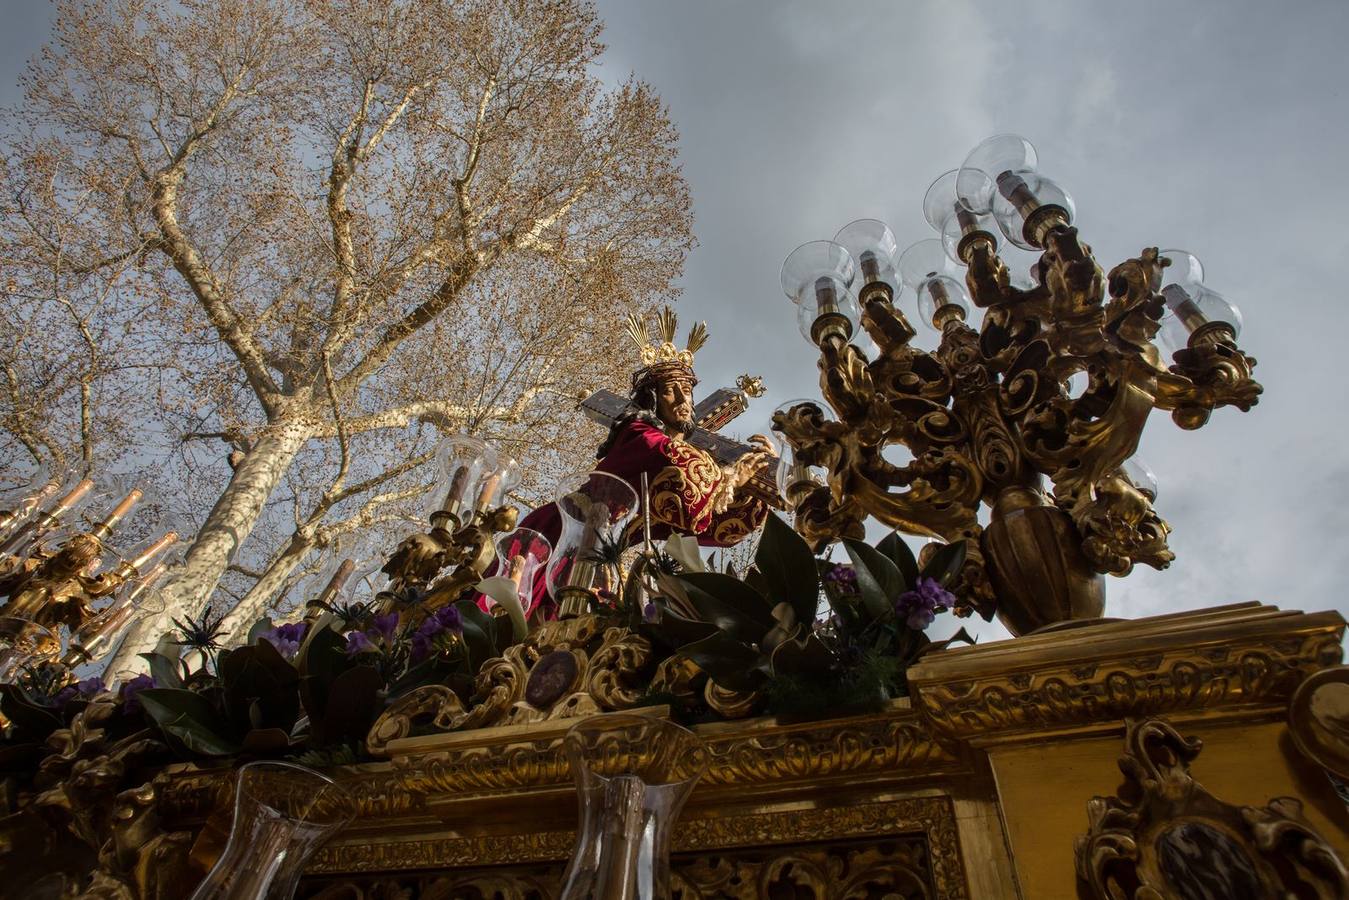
[770, 399, 826, 506]
[0, 617, 60, 684]
[0, 477, 94, 558]
[558, 714, 710, 900]
[489, 527, 551, 617]
[426, 434, 496, 525]
[1122, 456, 1159, 502]
[545, 471, 638, 618]
[833, 219, 900, 291]
[475, 455, 522, 513]
[917, 276, 973, 330]
[65, 567, 169, 666]
[0, 468, 62, 544]
[923, 169, 998, 265]
[990, 170, 1076, 250]
[779, 240, 856, 300]
[794, 275, 860, 346]
[187, 761, 355, 900]
[957, 134, 1039, 214]
[1158, 285, 1244, 354]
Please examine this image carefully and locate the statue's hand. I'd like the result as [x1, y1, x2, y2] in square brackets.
[746, 434, 778, 458]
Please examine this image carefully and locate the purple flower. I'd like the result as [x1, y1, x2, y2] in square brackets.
[822, 563, 859, 596]
[259, 621, 308, 659]
[895, 577, 955, 631]
[642, 601, 658, 624]
[410, 605, 464, 662]
[371, 612, 400, 644]
[54, 676, 106, 707]
[118, 673, 155, 714]
[344, 630, 376, 656]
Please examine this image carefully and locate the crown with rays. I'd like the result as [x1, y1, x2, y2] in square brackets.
[623, 306, 708, 390]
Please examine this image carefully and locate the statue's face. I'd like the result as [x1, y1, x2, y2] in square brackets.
[655, 378, 695, 435]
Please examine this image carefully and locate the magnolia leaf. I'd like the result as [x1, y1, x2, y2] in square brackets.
[678, 572, 775, 642]
[646, 601, 719, 648]
[768, 632, 836, 678]
[138, 688, 240, 757]
[456, 599, 500, 671]
[875, 531, 919, 591]
[843, 539, 904, 621]
[754, 512, 821, 625]
[310, 664, 381, 746]
[676, 631, 765, 692]
[922, 540, 968, 588]
[475, 577, 529, 643]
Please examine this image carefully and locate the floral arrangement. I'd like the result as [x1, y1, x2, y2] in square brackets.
[0, 596, 504, 766]
[643, 514, 972, 719]
[0, 513, 971, 769]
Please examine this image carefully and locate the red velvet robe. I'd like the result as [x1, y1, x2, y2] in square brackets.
[512, 419, 768, 617]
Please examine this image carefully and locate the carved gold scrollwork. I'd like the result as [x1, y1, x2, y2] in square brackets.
[367, 617, 662, 753]
[703, 679, 761, 720]
[1076, 718, 1349, 899]
[777, 222, 1262, 632]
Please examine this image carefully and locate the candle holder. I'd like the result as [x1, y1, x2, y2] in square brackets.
[481, 527, 551, 618]
[546, 471, 638, 619]
[0, 616, 60, 683]
[774, 134, 1262, 635]
[187, 761, 354, 900]
[558, 714, 709, 900]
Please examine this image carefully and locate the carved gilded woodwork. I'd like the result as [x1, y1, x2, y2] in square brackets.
[776, 231, 1262, 632]
[366, 613, 664, 756]
[1288, 664, 1349, 783]
[300, 833, 946, 899]
[907, 603, 1345, 744]
[1076, 717, 1349, 899]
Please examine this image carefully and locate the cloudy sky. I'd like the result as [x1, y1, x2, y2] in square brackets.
[3, 1, 1346, 644]
[588, 0, 1349, 643]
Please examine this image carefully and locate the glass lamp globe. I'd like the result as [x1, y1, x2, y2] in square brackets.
[1158, 284, 1243, 354]
[957, 134, 1038, 214]
[916, 276, 973, 330]
[924, 169, 998, 265]
[1159, 249, 1205, 293]
[780, 240, 856, 300]
[545, 471, 639, 614]
[990, 171, 1076, 250]
[1122, 457, 1159, 502]
[794, 275, 860, 345]
[897, 239, 961, 292]
[770, 399, 826, 505]
[475, 455, 522, 512]
[488, 527, 551, 616]
[833, 219, 899, 288]
[426, 434, 496, 522]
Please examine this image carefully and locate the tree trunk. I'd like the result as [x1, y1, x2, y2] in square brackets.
[108, 420, 312, 671]
[217, 532, 317, 643]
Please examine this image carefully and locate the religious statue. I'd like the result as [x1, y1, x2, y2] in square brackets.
[517, 307, 778, 617]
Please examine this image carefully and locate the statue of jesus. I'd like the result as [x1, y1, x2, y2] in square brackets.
[517, 308, 775, 617]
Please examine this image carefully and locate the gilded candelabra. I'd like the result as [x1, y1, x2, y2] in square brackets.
[0, 476, 178, 671]
[773, 135, 1261, 634]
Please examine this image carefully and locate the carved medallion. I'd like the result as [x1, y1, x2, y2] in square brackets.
[526, 650, 579, 708]
[1075, 717, 1349, 899]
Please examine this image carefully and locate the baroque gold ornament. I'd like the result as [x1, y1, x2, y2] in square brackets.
[1076, 718, 1348, 899]
[776, 143, 1262, 633]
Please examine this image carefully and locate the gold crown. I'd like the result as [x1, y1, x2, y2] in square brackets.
[624, 307, 708, 388]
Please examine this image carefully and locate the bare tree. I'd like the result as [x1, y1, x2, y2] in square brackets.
[0, 0, 693, 666]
